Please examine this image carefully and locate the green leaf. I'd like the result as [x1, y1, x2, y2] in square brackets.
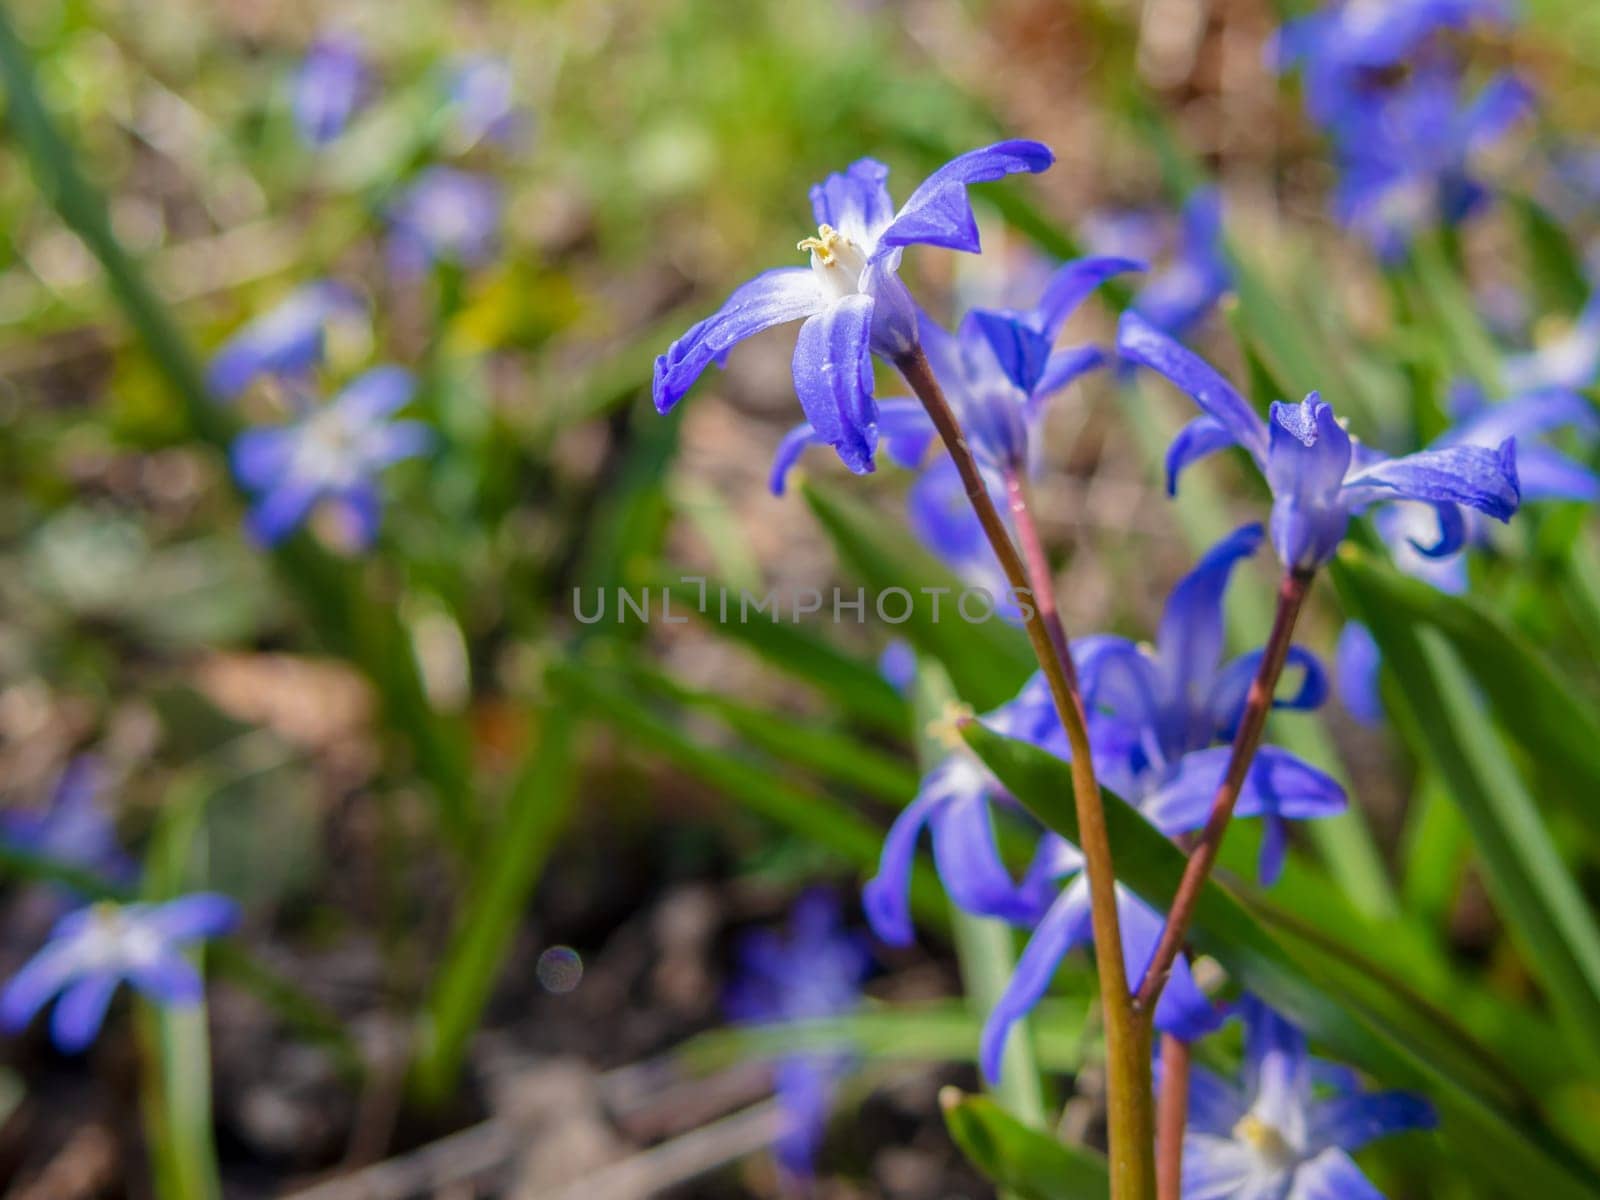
[1336, 550, 1600, 838]
[1510, 193, 1592, 316]
[800, 480, 1033, 710]
[960, 720, 1600, 1200]
[942, 1091, 1109, 1200]
[1335, 554, 1600, 1076]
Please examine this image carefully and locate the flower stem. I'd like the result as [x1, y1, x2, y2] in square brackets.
[894, 347, 1154, 1200]
[1133, 567, 1315, 1014]
[1156, 1034, 1190, 1200]
[1003, 468, 1078, 693]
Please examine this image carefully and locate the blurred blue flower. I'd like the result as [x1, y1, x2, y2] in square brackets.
[654, 142, 1056, 473]
[207, 282, 366, 401]
[1118, 312, 1521, 569]
[1337, 383, 1597, 720]
[445, 56, 522, 149]
[0, 894, 238, 1053]
[1329, 69, 1531, 260]
[231, 366, 432, 548]
[770, 255, 1136, 482]
[1504, 292, 1600, 392]
[0, 758, 133, 890]
[1088, 191, 1231, 343]
[725, 891, 872, 1180]
[1275, 0, 1512, 125]
[877, 640, 918, 695]
[387, 167, 503, 275]
[1179, 995, 1435, 1199]
[292, 34, 370, 148]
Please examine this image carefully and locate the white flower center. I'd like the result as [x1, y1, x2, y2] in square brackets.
[292, 408, 365, 488]
[72, 904, 164, 973]
[798, 224, 869, 303]
[1233, 1113, 1300, 1172]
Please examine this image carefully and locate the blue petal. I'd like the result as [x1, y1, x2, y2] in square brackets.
[1446, 388, 1600, 448]
[1185, 1063, 1250, 1136]
[1117, 890, 1223, 1041]
[877, 398, 936, 469]
[1074, 637, 1164, 731]
[652, 269, 823, 413]
[246, 477, 323, 546]
[1341, 439, 1521, 522]
[230, 428, 297, 493]
[1117, 312, 1269, 466]
[1032, 347, 1106, 402]
[0, 943, 79, 1032]
[337, 365, 416, 421]
[1208, 645, 1330, 740]
[1179, 1134, 1257, 1198]
[1156, 523, 1264, 707]
[1164, 415, 1240, 496]
[1267, 395, 1356, 568]
[1240, 996, 1310, 1134]
[979, 878, 1091, 1083]
[1287, 1148, 1385, 1200]
[773, 1057, 836, 1178]
[50, 975, 120, 1053]
[862, 787, 947, 947]
[1031, 255, 1145, 340]
[931, 792, 1050, 927]
[877, 141, 1055, 256]
[792, 295, 879, 474]
[968, 309, 1054, 395]
[367, 420, 435, 468]
[1307, 1090, 1437, 1157]
[128, 955, 205, 1006]
[147, 893, 240, 942]
[809, 157, 896, 247]
[1462, 73, 1534, 152]
[769, 424, 820, 496]
[1514, 445, 1600, 503]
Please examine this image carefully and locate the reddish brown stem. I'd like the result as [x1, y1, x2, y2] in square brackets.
[1003, 468, 1079, 693]
[1133, 567, 1315, 1014]
[1156, 1034, 1190, 1200]
[894, 348, 1154, 1200]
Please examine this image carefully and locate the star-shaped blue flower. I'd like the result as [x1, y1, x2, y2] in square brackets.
[1118, 312, 1521, 570]
[724, 892, 872, 1180]
[1178, 995, 1436, 1199]
[387, 167, 503, 275]
[654, 142, 1056, 474]
[1, 758, 134, 891]
[0, 894, 239, 1052]
[1504, 291, 1600, 392]
[292, 33, 370, 148]
[231, 366, 432, 547]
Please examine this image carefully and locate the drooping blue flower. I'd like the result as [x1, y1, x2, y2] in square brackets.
[292, 34, 370, 148]
[1337, 383, 1597, 720]
[444, 56, 522, 149]
[1504, 292, 1600, 392]
[724, 891, 873, 1180]
[1274, 0, 1512, 125]
[0, 894, 239, 1052]
[387, 167, 503, 275]
[207, 282, 366, 401]
[0, 758, 134, 890]
[1118, 311, 1521, 570]
[654, 142, 1056, 474]
[1329, 68, 1532, 260]
[231, 366, 432, 547]
[974, 531, 1348, 1080]
[1179, 996, 1436, 1199]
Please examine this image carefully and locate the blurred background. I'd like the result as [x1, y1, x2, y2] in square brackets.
[2, 0, 1600, 1196]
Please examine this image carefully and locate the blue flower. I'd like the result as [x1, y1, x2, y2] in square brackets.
[444, 56, 522, 149]
[387, 167, 503, 275]
[973, 530, 1347, 1079]
[231, 366, 432, 548]
[1335, 622, 1387, 727]
[1275, 0, 1512, 125]
[207, 282, 366, 401]
[0, 758, 134, 890]
[877, 640, 918, 695]
[1178, 996, 1436, 1199]
[1089, 191, 1231, 342]
[0, 894, 239, 1052]
[654, 142, 1056, 473]
[292, 34, 370, 148]
[1329, 69, 1532, 260]
[724, 892, 873, 1179]
[1118, 312, 1521, 569]
[769, 255, 1133, 481]
[1504, 292, 1600, 392]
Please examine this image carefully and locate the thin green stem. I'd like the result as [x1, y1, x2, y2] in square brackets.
[894, 348, 1153, 1200]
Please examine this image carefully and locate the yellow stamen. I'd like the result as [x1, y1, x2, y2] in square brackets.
[1233, 1114, 1295, 1165]
[926, 700, 977, 754]
[1534, 314, 1575, 349]
[797, 223, 845, 266]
